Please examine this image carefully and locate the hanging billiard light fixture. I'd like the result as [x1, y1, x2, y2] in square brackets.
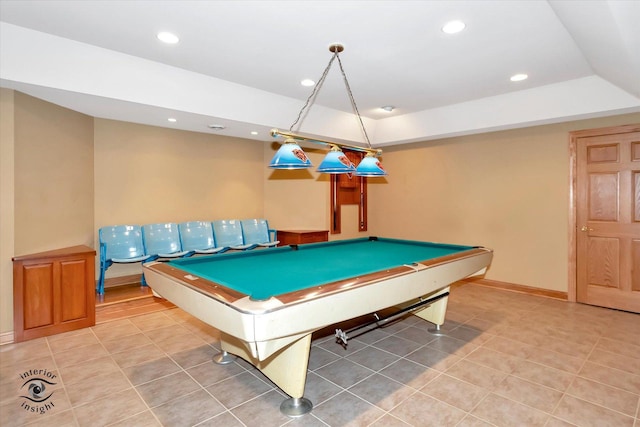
[270, 44, 387, 176]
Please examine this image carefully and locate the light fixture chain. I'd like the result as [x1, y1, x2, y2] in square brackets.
[336, 54, 372, 149]
[289, 52, 338, 132]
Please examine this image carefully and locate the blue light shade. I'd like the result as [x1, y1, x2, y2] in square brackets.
[355, 154, 387, 176]
[317, 147, 356, 174]
[269, 139, 312, 169]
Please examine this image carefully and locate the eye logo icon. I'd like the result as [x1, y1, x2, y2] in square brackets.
[21, 378, 55, 403]
[18, 369, 58, 414]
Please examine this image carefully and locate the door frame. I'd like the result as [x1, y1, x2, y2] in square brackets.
[567, 123, 640, 303]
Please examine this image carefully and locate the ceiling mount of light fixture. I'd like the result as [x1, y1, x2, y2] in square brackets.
[269, 43, 387, 176]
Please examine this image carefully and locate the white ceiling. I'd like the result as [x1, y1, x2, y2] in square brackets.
[1, 0, 639, 148]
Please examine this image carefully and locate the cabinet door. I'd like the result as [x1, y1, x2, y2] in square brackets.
[21, 263, 55, 330]
[60, 259, 89, 321]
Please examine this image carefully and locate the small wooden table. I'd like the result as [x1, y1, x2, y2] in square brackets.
[277, 230, 329, 246]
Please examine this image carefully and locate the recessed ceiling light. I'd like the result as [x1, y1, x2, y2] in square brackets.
[510, 73, 528, 82]
[250, 131, 258, 135]
[442, 20, 466, 34]
[381, 106, 395, 112]
[208, 124, 225, 130]
[157, 32, 179, 44]
[301, 79, 315, 87]
[167, 117, 177, 122]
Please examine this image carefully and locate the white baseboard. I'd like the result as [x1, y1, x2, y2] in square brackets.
[0, 331, 15, 345]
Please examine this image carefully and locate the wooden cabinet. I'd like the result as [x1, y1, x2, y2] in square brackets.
[277, 230, 329, 246]
[13, 245, 96, 342]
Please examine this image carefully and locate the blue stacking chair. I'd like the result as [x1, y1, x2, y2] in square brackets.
[241, 219, 279, 248]
[142, 223, 191, 261]
[212, 219, 257, 250]
[97, 225, 151, 295]
[178, 221, 228, 254]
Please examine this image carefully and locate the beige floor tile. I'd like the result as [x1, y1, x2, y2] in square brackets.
[389, 391, 466, 426]
[405, 346, 462, 372]
[150, 331, 207, 354]
[463, 347, 520, 373]
[481, 335, 536, 358]
[553, 394, 635, 427]
[136, 371, 201, 408]
[346, 346, 400, 371]
[425, 335, 479, 357]
[129, 312, 177, 332]
[100, 332, 154, 354]
[229, 389, 294, 427]
[195, 411, 247, 426]
[122, 356, 181, 386]
[58, 356, 120, 386]
[23, 408, 78, 426]
[52, 343, 109, 369]
[445, 359, 508, 390]
[47, 330, 99, 354]
[314, 358, 375, 389]
[91, 320, 141, 342]
[368, 413, 413, 426]
[74, 388, 148, 427]
[511, 359, 575, 392]
[349, 373, 416, 411]
[492, 375, 563, 413]
[205, 371, 274, 409]
[379, 358, 440, 390]
[420, 373, 488, 411]
[104, 410, 160, 427]
[168, 344, 216, 369]
[526, 347, 583, 374]
[110, 343, 166, 369]
[186, 359, 246, 388]
[370, 335, 424, 357]
[595, 337, 640, 359]
[151, 389, 225, 427]
[302, 371, 342, 407]
[589, 348, 640, 375]
[312, 390, 387, 427]
[579, 361, 640, 394]
[567, 376, 639, 417]
[471, 393, 549, 426]
[0, 338, 51, 368]
[65, 370, 131, 407]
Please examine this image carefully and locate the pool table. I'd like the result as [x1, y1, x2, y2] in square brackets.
[143, 237, 492, 416]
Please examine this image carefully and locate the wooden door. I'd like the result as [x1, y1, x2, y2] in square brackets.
[574, 124, 640, 313]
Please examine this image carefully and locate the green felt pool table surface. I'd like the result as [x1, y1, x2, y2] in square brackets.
[168, 237, 477, 300]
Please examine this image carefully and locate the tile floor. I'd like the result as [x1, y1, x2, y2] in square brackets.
[1, 284, 639, 427]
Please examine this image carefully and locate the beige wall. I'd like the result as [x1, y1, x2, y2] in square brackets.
[0, 89, 15, 338]
[369, 113, 640, 292]
[13, 93, 95, 255]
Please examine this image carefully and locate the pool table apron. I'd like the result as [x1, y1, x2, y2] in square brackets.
[143, 248, 492, 399]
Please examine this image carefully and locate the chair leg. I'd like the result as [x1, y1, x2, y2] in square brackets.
[97, 265, 106, 295]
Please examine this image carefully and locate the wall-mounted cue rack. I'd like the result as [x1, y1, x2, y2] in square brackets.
[330, 150, 367, 234]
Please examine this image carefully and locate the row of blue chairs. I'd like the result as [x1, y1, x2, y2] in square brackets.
[97, 219, 279, 294]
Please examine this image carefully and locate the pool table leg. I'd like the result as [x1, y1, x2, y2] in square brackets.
[212, 350, 236, 365]
[412, 286, 450, 334]
[219, 332, 314, 417]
